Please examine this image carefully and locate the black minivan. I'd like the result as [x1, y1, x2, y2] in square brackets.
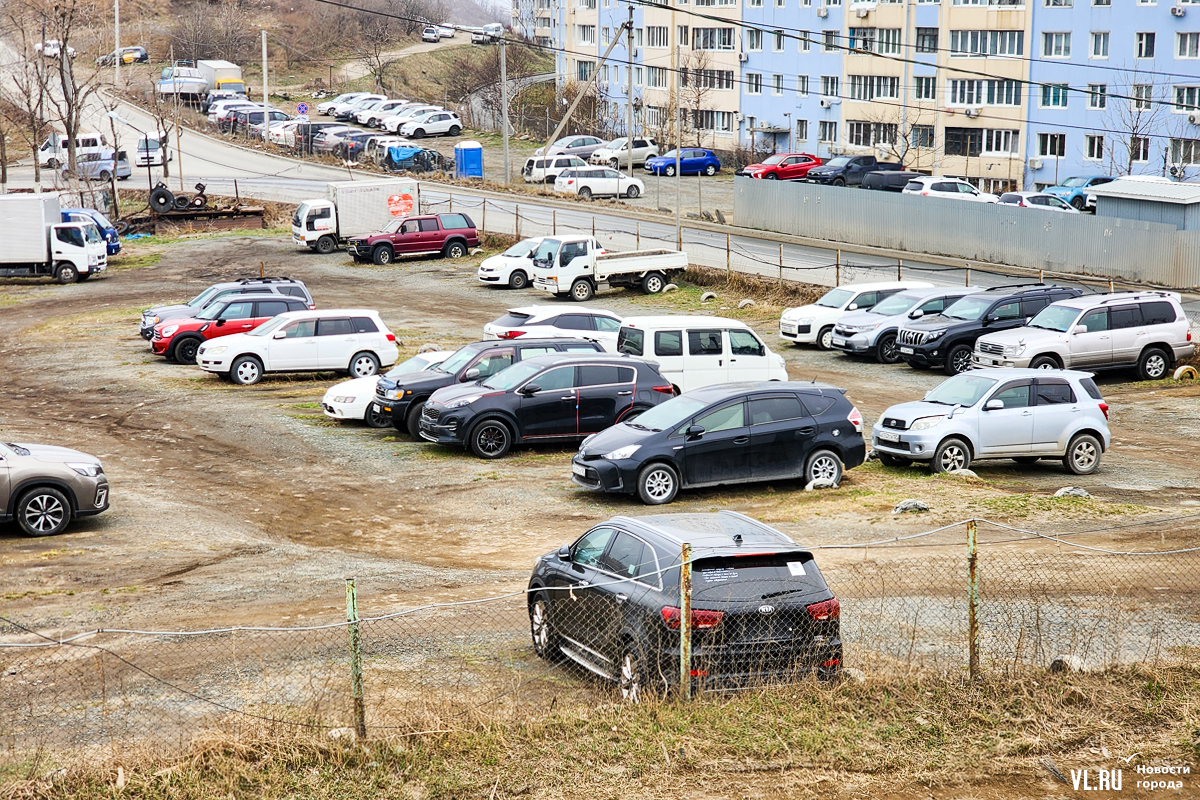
[572, 382, 865, 504]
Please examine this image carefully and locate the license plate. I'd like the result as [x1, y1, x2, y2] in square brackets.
[832, 336, 846, 347]
[900, 346, 914, 355]
[879, 431, 900, 442]
[572, 463, 588, 477]
[781, 325, 797, 334]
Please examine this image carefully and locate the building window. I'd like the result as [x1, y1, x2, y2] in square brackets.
[915, 76, 936, 100]
[987, 80, 1023, 105]
[818, 120, 838, 143]
[774, 30, 785, 51]
[692, 109, 733, 132]
[1131, 136, 1150, 162]
[983, 129, 1020, 154]
[1040, 84, 1069, 107]
[821, 75, 839, 96]
[646, 26, 669, 48]
[849, 75, 900, 100]
[1137, 32, 1155, 58]
[799, 31, 812, 52]
[577, 25, 596, 45]
[949, 79, 984, 105]
[1133, 84, 1153, 110]
[916, 28, 938, 53]
[878, 28, 901, 55]
[1093, 0, 1110, 4]
[796, 119, 809, 141]
[647, 67, 669, 88]
[601, 27, 611, 46]
[1091, 32, 1109, 58]
[950, 30, 1024, 56]
[1085, 135, 1104, 160]
[847, 121, 898, 147]
[1038, 132, 1067, 157]
[772, 74, 784, 95]
[634, 27, 643, 47]
[777, 0, 786, 6]
[577, 60, 595, 81]
[1046, 0, 1072, 4]
[747, 73, 763, 94]
[1180, 32, 1200, 58]
[693, 28, 734, 50]
[912, 125, 935, 148]
[682, 68, 735, 90]
[797, 75, 810, 95]
[634, 67, 643, 86]
[1088, 84, 1108, 109]
[849, 27, 876, 52]
[1171, 138, 1200, 164]
[678, 25, 689, 46]
[1176, 86, 1200, 111]
[823, 30, 840, 52]
[748, 0, 762, 6]
[945, 127, 983, 157]
[747, 29, 763, 51]
[1043, 32, 1071, 57]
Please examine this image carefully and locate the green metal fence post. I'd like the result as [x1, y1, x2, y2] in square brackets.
[346, 577, 366, 738]
[679, 542, 693, 701]
[967, 520, 979, 680]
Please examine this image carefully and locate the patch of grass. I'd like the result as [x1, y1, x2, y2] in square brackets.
[285, 402, 323, 410]
[108, 251, 162, 272]
[972, 493, 1152, 519]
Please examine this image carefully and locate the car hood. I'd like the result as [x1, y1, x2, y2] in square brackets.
[837, 309, 893, 327]
[1044, 186, 1073, 197]
[782, 302, 840, 320]
[157, 315, 206, 331]
[876, 401, 963, 427]
[145, 303, 191, 317]
[577, 422, 655, 457]
[428, 380, 504, 405]
[901, 314, 964, 332]
[480, 253, 526, 269]
[742, 163, 775, 172]
[807, 165, 838, 175]
[11, 443, 101, 465]
[376, 370, 455, 395]
[978, 326, 1064, 347]
[323, 376, 379, 398]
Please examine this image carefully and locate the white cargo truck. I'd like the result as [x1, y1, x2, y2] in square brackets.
[0, 194, 107, 283]
[291, 179, 421, 255]
[531, 235, 688, 301]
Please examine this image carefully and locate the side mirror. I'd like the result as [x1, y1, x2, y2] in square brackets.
[985, 399, 1004, 410]
[909, 309, 924, 319]
[215, 318, 226, 327]
[984, 314, 998, 324]
[1072, 325, 1087, 335]
[557, 545, 571, 561]
[272, 330, 287, 339]
[686, 425, 705, 441]
[520, 383, 541, 396]
[847, 303, 859, 311]
[463, 367, 481, 381]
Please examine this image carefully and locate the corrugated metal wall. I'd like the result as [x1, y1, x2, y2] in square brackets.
[735, 178, 1200, 289]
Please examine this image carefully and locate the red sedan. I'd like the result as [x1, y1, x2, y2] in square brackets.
[738, 153, 822, 180]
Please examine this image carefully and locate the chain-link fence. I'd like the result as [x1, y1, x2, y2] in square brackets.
[3, 516, 1198, 770]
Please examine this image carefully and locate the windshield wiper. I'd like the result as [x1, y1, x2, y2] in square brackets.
[762, 588, 811, 599]
[626, 422, 650, 431]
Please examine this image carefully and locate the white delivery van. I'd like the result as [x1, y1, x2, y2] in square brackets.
[615, 316, 788, 393]
[38, 131, 109, 169]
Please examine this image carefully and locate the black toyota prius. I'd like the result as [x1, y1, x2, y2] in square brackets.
[571, 382, 865, 504]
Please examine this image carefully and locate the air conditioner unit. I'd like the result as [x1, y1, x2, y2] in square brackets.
[734, 112, 743, 121]
[1028, 157, 1043, 170]
[856, 7, 869, 17]
[1189, 113, 1200, 125]
[819, 98, 833, 108]
[1171, 5, 1186, 16]
[738, 52, 749, 62]
[816, 6, 829, 16]
[964, 107, 981, 118]
[829, 144, 844, 155]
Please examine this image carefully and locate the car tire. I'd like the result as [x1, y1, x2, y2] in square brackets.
[637, 462, 679, 505]
[832, 178, 846, 187]
[469, 419, 513, 459]
[172, 336, 203, 365]
[625, 184, 640, 199]
[443, 241, 468, 259]
[570, 279, 594, 302]
[704, 164, 717, 176]
[641, 271, 666, 295]
[372, 245, 394, 265]
[617, 641, 654, 703]
[1064, 433, 1102, 475]
[876, 333, 901, 365]
[348, 351, 381, 378]
[16, 487, 71, 537]
[1030, 355, 1060, 370]
[579, 186, 593, 200]
[664, 165, 676, 177]
[411, 128, 425, 139]
[878, 453, 910, 468]
[508, 270, 529, 290]
[1013, 457, 1040, 465]
[98, 170, 112, 182]
[529, 592, 562, 660]
[945, 344, 974, 375]
[764, 173, 778, 180]
[1070, 196, 1086, 210]
[805, 449, 843, 485]
[448, 125, 461, 136]
[933, 437, 971, 473]
[46, 158, 59, 170]
[1137, 347, 1170, 381]
[608, 158, 619, 169]
[405, 402, 426, 439]
[315, 236, 337, 255]
[365, 404, 391, 428]
[230, 355, 264, 385]
[816, 326, 835, 351]
[55, 263, 79, 284]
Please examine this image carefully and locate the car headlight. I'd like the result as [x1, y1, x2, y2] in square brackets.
[208, 345, 228, 355]
[333, 396, 356, 404]
[444, 395, 481, 409]
[67, 462, 103, 477]
[384, 389, 400, 400]
[1003, 344, 1025, 357]
[160, 325, 179, 337]
[795, 317, 815, 325]
[603, 444, 640, 460]
[925, 330, 945, 342]
[909, 416, 945, 431]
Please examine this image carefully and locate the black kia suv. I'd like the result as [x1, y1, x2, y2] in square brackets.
[896, 284, 1083, 375]
[527, 511, 843, 700]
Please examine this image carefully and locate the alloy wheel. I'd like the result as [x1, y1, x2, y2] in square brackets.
[476, 424, 508, 456]
[951, 348, 973, 374]
[23, 494, 65, 534]
[1144, 354, 1166, 378]
[808, 455, 839, 483]
[1071, 440, 1098, 471]
[619, 652, 641, 703]
[530, 600, 550, 654]
[938, 444, 967, 472]
[643, 468, 674, 501]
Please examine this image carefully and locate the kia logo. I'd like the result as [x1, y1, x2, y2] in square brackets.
[758, 605, 775, 615]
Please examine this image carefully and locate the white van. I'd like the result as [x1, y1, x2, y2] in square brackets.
[38, 132, 109, 169]
[615, 316, 788, 393]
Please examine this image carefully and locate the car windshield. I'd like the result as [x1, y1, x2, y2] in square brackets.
[433, 346, 481, 374]
[188, 286, 222, 307]
[533, 238, 562, 265]
[552, 136, 575, 147]
[386, 353, 441, 377]
[481, 361, 542, 391]
[659, 150, 679, 159]
[942, 295, 992, 321]
[503, 240, 537, 257]
[90, 211, 113, 228]
[606, 137, 628, 150]
[1060, 177, 1089, 188]
[82, 224, 101, 243]
[382, 217, 408, 233]
[1029, 305, 1084, 332]
[624, 394, 711, 433]
[823, 157, 850, 168]
[868, 291, 923, 316]
[762, 155, 786, 165]
[196, 302, 228, 321]
[248, 316, 290, 336]
[816, 288, 854, 308]
[924, 374, 998, 407]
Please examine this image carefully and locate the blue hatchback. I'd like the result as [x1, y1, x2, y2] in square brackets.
[644, 148, 721, 177]
[62, 208, 121, 255]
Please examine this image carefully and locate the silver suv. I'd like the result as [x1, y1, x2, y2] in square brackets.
[140, 277, 314, 340]
[1, 440, 109, 536]
[972, 292, 1193, 381]
[871, 368, 1111, 474]
[832, 287, 980, 364]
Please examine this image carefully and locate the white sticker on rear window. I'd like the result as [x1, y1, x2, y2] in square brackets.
[787, 561, 806, 576]
[701, 568, 737, 583]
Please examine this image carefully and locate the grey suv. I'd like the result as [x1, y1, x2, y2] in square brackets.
[832, 287, 980, 364]
[972, 292, 1194, 381]
[872, 368, 1111, 474]
[1, 441, 109, 536]
[140, 277, 314, 340]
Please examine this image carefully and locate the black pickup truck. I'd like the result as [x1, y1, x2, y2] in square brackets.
[806, 156, 903, 187]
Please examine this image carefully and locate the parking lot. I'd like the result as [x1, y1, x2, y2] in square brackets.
[2, 233, 1199, 638]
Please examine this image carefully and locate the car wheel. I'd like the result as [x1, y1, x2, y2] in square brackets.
[1070, 196, 1086, 210]
[579, 186, 593, 200]
[405, 402, 426, 439]
[365, 404, 391, 428]
[608, 158, 619, 169]
[878, 453, 910, 468]
[570, 279, 594, 302]
[443, 241, 468, 259]
[1013, 457, 1040, 465]
[98, 170, 112, 182]
[508, 270, 529, 290]
[832, 178, 846, 187]
[46, 158, 59, 170]
[16, 487, 71, 537]
[876, 333, 901, 365]
[1064, 433, 1102, 475]
[173, 336, 202, 365]
[641, 271, 666, 295]
[448, 125, 461, 136]
[704, 164, 717, 176]
[617, 642, 652, 703]
[230, 355, 263, 385]
[945, 344, 974, 375]
[816, 326, 835, 351]
[411, 128, 425, 139]
[625, 184, 640, 199]
[470, 419, 512, 459]
[1030, 355, 1060, 370]
[372, 245, 394, 265]
[664, 165, 676, 177]
[805, 449, 843, 485]
[933, 437, 971, 473]
[55, 263, 79, 284]
[315, 236, 334, 255]
[637, 462, 679, 505]
[1137, 347, 1170, 381]
[529, 592, 561, 659]
[349, 351, 380, 378]
[764, 173, 778, 180]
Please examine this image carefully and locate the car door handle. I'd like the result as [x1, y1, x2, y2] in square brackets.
[799, 426, 817, 435]
[733, 436, 750, 445]
[561, 395, 575, 401]
[240, 324, 252, 328]
[617, 390, 633, 396]
[1021, 411, 1032, 416]
[576, 580, 589, 588]
[615, 593, 628, 604]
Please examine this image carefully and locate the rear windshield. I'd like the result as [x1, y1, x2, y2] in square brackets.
[492, 312, 532, 328]
[616, 327, 644, 356]
[1080, 377, 1103, 400]
[691, 553, 825, 603]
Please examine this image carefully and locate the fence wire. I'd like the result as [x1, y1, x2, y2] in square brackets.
[3, 517, 1198, 770]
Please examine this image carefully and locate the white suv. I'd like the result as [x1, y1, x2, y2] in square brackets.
[588, 137, 660, 168]
[483, 306, 624, 352]
[399, 111, 462, 138]
[522, 155, 586, 184]
[381, 105, 442, 132]
[197, 310, 399, 385]
[779, 281, 934, 350]
[873, 369, 1111, 474]
[972, 292, 1194, 380]
[554, 167, 645, 200]
[902, 176, 999, 203]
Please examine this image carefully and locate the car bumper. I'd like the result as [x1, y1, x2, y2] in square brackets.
[75, 479, 111, 517]
[806, 175, 835, 184]
[373, 396, 411, 425]
[346, 241, 371, 256]
[971, 352, 1031, 369]
[322, 397, 370, 421]
[830, 332, 875, 355]
[653, 639, 843, 689]
[534, 277, 561, 293]
[477, 268, 504, 283]
[569, 456, 632, 493]
[417, 415, 467, 445]
[197, 353, 234, 372]
[151, 336, 172, 355]
[871, 427, 941, 462]
[898, 345, 942, 368]
[779, 321, 815, 343]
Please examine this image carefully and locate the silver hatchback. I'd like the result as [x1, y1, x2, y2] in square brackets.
[872, 368, 1111, 474]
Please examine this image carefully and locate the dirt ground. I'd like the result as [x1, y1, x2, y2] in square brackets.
[1, 232, 1199, 638]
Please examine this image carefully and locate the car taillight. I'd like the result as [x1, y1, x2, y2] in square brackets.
[1098, 402, 1109, 420]
[652, 384, 675, 395]
[921, 191, 930, 196]
[1188, 329, 1192, 342]
[497, 330, 525, 339]
[385, 333, 396, 342]
[847, 405, 862, 433]
[308, 304, 316, 310]
[661, 606, 724, 630]
[806, 598, 840, 622]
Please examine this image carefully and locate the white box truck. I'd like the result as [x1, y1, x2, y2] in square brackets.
[291, 179, 421, 254]
[531, 235, 688, 301]
[197, 60, 246, 94]
[0, 194, 107, 283]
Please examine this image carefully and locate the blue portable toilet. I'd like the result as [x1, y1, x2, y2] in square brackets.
[455, 140, 483, 179]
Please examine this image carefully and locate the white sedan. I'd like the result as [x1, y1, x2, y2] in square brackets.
[476, 237, 545, 289]
[399, 111, 462, 139]
[901, 176, 998, 203]
[322, 350, 453, 427]
[554, 167, 644, 200]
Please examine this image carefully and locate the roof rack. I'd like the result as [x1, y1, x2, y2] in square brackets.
[1094, 290, 1175, 306]
[236, 276, 294, 284]
[981, 282, 1047, 293]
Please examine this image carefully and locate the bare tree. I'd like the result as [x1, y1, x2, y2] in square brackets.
[858, 105, 940, 170]
[169, 2, 255, 65]
[679, 50, 714, 148]
[1, 13, 52, 187]
[355, 18, 401, 90]
[1099, 71, 1166, 177]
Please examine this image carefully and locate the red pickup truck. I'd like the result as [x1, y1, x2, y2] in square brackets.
[346, 213, 479, 265]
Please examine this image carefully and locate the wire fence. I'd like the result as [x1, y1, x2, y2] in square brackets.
[3, 516, 1198, 769]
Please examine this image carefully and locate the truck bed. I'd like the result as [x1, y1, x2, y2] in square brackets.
[594, 249, 687, 280]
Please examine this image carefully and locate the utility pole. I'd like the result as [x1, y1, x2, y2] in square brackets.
[261, 30, 270, 148]
[500, 36, 511, 184]
[171, 45, 184, 191]
[37, 17, 46, 193]
[540, 21, 631, 164]
[114, 0, 120, 87]
[625, 4, 634, 177]
[671, 4, 681, 249]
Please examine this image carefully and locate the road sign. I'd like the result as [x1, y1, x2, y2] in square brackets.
[297, 102, 309, 115]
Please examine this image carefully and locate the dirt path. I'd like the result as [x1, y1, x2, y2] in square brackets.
[337, 39, 450, 84]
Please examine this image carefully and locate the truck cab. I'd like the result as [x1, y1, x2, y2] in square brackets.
[532, 236, 687, 301]
[292, 200, 337, 251]
[62, 208, 121, 255]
